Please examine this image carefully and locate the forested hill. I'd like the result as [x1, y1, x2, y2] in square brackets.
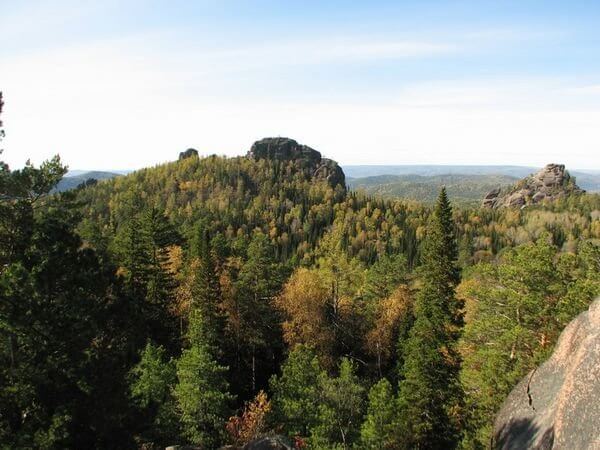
[3, 131, 600, 449]
[347, 173, 518, 205]
[76, 137, 422, 266]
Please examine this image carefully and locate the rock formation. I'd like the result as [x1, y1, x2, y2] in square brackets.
[179, 148, 199, 160]
[483, 164, 584, 208]
[247, 137, 345, 188]
[493, 297, 600, 449]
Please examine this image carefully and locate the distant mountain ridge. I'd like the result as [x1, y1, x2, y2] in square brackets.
[343, 165, 600, 192]
[347, 173, 518, 204]
[55, 170, 122, 192]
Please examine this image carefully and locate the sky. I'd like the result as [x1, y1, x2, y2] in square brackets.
[1, 0, 600, 171]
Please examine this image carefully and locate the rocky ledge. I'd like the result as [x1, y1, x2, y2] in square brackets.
[483, 164, 584, 208]
[493, 297, 600, 449]
[247, 137, 345, 188]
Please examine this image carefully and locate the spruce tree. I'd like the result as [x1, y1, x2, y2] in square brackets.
[396, 187, 464, 449]
[174, 309, 233, 448]
[190, 224, 225, 348]
[232, 232, 285, 398]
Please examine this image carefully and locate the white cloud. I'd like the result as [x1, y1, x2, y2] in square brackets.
[567, 84, 600, 95]
[1, 31, 600, 171]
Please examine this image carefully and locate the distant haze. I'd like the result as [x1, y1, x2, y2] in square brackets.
[2, 2, 600, 169]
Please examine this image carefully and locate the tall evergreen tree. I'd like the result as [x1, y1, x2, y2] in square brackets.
[230, 232, 285, 399]
[0, 154, 135, 448]
[129, 341, 179, 445]
[396, 187, 464, 449]
[190, 224, 225, 349]
[174, 309, 233, 448]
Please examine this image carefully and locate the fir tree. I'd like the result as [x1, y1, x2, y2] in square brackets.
[396, 187, 464, 449]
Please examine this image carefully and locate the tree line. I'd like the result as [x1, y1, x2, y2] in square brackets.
[1, 95, 599, 448]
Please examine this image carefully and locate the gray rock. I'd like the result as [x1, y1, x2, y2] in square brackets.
[247, 137, 321, 164]
[247, 137, 345, 188]
[493, 297, 600, 449]
[179, 148, 199, 160]
[483, 187, 501, 207]
[483, 163, 584, 208]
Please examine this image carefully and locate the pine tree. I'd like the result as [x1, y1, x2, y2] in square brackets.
[396, 187, 464, 449]
[0, 155, 135, 448]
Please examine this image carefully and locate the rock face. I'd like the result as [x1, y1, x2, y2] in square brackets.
[179, 148, 199, 160]
[493, 297, 600, 449]
[483, 164, 584, 208]
[247, 137, 345, 188]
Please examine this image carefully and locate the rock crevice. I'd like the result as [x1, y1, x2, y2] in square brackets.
[493, 297, 600, 449]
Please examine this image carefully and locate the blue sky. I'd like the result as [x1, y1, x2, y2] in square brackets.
[1, 0, 600, 170]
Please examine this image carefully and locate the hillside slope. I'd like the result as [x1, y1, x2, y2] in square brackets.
[343, 165, 600, 192]
[347, 173, 517, 204]
[75, 137, 420, 265]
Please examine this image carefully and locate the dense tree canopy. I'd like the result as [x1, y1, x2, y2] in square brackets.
[1, 94, 599, 448]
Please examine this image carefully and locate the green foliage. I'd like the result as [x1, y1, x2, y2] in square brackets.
[269, 345, 324, 438]
[129, 342, 179, 444]
[174, 342, 233, 447]
[396, 188, 464, 450]
[359, 378, 397, 449]
[310, 358, 365, 449]
[189, 224, 225, 348]
[459, 235, 600, 448]
[363, 253, 409, 303]
[229, 232, 286, 398]
[0, 157, 135, 448]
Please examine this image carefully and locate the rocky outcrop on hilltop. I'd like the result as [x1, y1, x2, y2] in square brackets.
[483, 164, 584, 208]
[493, 297, 600, 449]
[247, 137, 345, 188]
[179, 148, 199, 160]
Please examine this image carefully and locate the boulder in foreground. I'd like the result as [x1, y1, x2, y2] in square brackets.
[493, 297, 600, 449]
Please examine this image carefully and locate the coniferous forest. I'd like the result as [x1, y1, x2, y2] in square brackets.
[1, 93, 600, 449]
